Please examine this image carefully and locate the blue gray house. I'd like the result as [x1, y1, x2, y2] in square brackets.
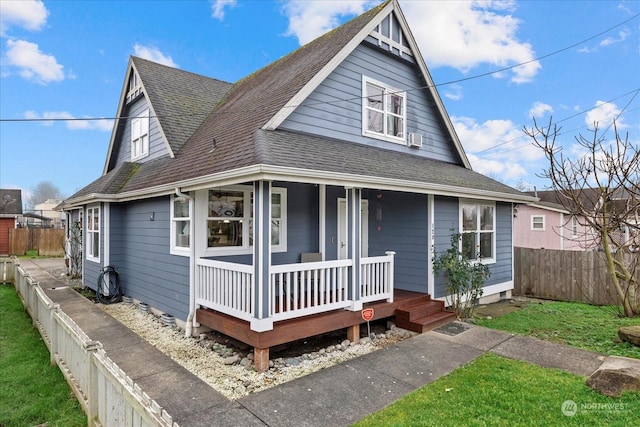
[60, 0, 535, 371]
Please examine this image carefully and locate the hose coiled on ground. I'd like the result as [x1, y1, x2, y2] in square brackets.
[97, 265, 122, 304]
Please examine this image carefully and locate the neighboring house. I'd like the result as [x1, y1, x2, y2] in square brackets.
[59, 0, 535, 370]
[513, 200, 594, 251]
[32, 199, 65, 228]
[0, 189, 22, 255]
[529, 189, 639, 252]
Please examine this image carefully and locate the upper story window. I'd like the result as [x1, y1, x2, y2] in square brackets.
[531, 215, 545, 231]
[86, 205, 100, 261]
[131, 109, 149, 161]
[460, 201, 495, 263]
[171, 195, 191, 255]
[205, 186, 287, 255]
[362, 76, 406, 144]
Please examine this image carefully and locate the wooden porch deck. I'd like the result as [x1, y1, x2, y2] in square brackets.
[196, 289, 456, 371]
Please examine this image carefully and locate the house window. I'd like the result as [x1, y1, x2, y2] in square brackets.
[131, 109, 149, 160]
[531, 215, 545, 231]
[460, 201, 495, 263]
[171, 195, 191, 255]
[206, 187, 286, 254]
[86, 206, 100, 261]
[571, 216, 579, 237]
[362, 76, 406, 143]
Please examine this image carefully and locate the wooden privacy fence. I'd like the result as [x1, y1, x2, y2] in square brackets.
[11, 259, 179, 427]
[9, 228, 65, 256]
[513, 247, 640, 306]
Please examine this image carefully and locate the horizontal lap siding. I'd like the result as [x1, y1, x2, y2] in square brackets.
[281, 42, 458, 164]
[117, 198, 189, 320]
[367, 191, 428, 293]
[433, 198, 513, 298]
[113, 97, 168, 168]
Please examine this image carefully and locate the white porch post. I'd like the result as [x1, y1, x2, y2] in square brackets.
[347, 187, 363, 311]
[251, 180, 273, 332]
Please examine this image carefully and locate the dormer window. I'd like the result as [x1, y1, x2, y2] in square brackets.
[362, 76, 406, 144]
[131, 109, 149, 160]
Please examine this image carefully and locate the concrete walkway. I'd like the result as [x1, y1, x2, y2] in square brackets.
[14, 258, 606, 427]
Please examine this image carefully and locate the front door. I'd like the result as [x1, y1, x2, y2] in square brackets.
[337, 199, 368, 260]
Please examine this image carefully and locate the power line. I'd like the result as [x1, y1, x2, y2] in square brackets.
[1, 11, 638, 124]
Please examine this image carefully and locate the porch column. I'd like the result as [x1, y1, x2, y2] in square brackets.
[347, 187, 363, 311]
[250, 180, 273, 332]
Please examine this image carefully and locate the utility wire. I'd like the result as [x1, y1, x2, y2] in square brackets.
[1, 11, 638, 124]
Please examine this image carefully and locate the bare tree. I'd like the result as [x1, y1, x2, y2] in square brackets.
[27, 181, 64, 209]
[524, 118, 639, 317]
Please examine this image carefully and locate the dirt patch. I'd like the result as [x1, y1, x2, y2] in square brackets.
[473, 298, 537, 319]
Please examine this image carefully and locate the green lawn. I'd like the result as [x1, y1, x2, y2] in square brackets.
[0, 284, 86, 427]
[355, 353, 639, 427]
[474, 301, 640, 359]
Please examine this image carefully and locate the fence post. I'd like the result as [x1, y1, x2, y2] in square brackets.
[86, 343, 103, 427]
[49, 303, 60, 365]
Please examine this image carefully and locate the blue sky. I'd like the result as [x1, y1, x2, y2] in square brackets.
[1, 0, 638, 202]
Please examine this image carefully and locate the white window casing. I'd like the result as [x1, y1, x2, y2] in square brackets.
[86, 205, 100, 262]
[171, 194, 192, 256]
[131, 109, 149, 161]
[203, 185, 287, 256]
[459, 200, 496, 264]
[531, 215, 545, 231]
[362, 76, 406, 144]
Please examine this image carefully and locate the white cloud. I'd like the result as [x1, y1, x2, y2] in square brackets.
[282, 0, 377, 45]
[5, 39, 64, 84]
[402, 0, 541, 84]
[211, 0, 237, 21]
[453, 115, 544, 183]
[281, 0, 540, 83]
[443, 83, 464, 101]
[0, 0, 48, 36]
[24, 110, 113, 131]
[585, 100, 624, 129]
[133, 44, 178, 68]
[600, 28, 631, 47]
[528, 102, 553, 119]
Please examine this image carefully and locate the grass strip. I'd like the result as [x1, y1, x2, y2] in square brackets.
[0, 284, 86, 427]
[355, 353, 639, 427]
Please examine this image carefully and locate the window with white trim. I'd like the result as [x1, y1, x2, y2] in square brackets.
[171, 195, 191, 255]
[460, 201, 495, 263]
[206, 187, 286, 254]
[571, 216, 579, 237]
[531, 215, 545, 231]
[86, 206, 100, 261]
[362, 76, 406, 143]
[131, 109, 149, 160]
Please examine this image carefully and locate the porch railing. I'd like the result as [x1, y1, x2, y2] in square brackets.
[270, 259, 352, 321]
[195, 252, 395, 330]
[196, 259, 255, 322]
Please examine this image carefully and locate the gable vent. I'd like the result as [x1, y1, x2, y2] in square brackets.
[407, 133, 422, 148]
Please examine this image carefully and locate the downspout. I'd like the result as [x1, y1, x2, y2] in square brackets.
[175, 188, 196, 337]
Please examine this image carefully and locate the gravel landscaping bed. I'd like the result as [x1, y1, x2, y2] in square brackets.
[99, 300, 415, 399]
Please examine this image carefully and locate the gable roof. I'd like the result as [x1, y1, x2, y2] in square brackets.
[64, 0, 536, 207]
[103, 57, 233, 173]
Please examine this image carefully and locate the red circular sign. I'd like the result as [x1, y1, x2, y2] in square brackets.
[362, 308, 374, 321]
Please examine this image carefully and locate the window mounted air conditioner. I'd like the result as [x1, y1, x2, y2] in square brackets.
[407, 132, 422, 148]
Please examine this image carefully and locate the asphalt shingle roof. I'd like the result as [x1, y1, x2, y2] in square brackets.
[67, 1, 532, 204]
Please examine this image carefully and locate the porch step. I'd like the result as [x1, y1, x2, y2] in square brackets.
[395, 299, 457, 333]
[395, 299, 444, 323]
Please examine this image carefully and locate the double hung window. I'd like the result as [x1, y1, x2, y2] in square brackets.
[531, 215, 545, 231]
[131, 109, 149, 160]
[86, 206, 100, 261]
[171, 195, 191, 255]
[362, 76, 406, 143]
[460, 201, 495, 263]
